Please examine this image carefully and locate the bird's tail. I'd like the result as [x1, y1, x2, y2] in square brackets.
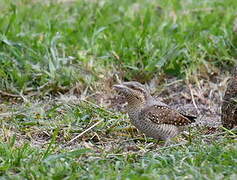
[183, 114, 197, 123]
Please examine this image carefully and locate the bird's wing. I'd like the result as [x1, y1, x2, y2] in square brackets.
[139, 105, 195, 126]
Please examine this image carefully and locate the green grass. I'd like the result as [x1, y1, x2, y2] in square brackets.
[0, 100, 237, 179]
[0, 137, 236, 179]
[0, 0, 236, 94]
[0, 0, 237, 179]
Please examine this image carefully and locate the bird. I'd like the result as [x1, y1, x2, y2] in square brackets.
[113, 81, 197, 145]
[221, 66, 237, 129]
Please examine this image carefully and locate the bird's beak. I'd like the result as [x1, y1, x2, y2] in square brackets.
[113, 84, 126, 90]
[113, 84, 131, 94]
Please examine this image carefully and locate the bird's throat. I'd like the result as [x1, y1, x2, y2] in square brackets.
[126, 99, 145, 120]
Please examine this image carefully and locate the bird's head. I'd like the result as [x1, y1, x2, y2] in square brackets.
[113, 81, 150, 106]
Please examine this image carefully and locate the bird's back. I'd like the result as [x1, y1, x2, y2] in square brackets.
[130, 102, 195, 141]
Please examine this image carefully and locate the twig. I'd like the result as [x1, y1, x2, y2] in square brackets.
[0, 90, 21, 97]
[188, 84, 200, 114]
[0, 89, 31, 100]
[67, 120, 104, 144]
[20, 90, 29, 102]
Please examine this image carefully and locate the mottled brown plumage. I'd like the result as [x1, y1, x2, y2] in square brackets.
[221, 66, 237, 129]
[113, 81, 196, 142]
[141, 105, 194, 126]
